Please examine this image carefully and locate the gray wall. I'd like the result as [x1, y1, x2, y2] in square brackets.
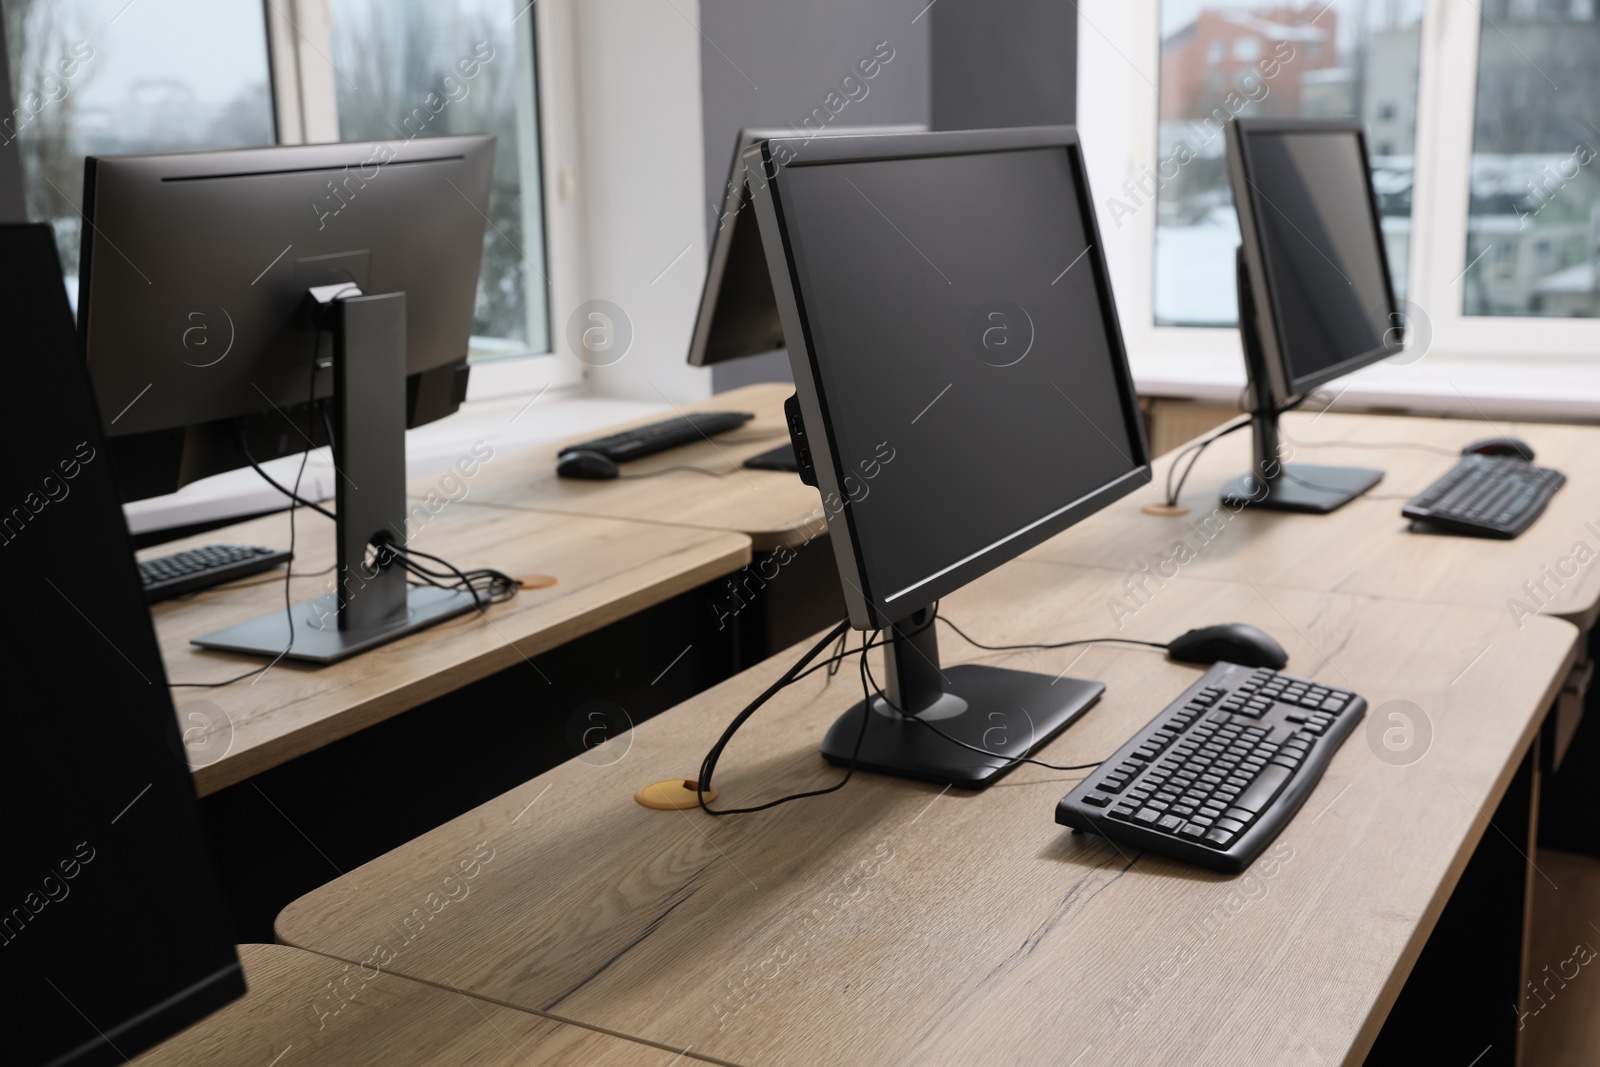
[0, 12, 28, 223]
[698, 0, 932, 391]
[931, 0, 1077, 130]
[697, 0, 1077, 392]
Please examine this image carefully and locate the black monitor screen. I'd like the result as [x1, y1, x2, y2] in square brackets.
[1244, 130, 1393, 387]
[779, 145, 1144, 615]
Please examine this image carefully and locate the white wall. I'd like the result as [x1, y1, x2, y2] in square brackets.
[572, 0, 711, 404]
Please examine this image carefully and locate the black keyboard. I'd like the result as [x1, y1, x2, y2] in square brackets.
[1057, 662, 1365, 872]
[139, 544, 292, 603]
[560, 411, 754, 464]
[1402, 454, 1565, 538]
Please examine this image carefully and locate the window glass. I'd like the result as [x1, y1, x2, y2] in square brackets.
[2, 0, 274, 301]
[330, 0, 550, 357]
[1153, 2, 1423, 326]
[1464, 0, 1600, 317]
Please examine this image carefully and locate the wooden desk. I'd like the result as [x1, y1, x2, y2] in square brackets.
[453, 383, 822, 550]
[1027, 411, 1600, 632]
[277, 560, 1575, 1066]
[130, 944, 699, 1066]
[148, 502, 749, 795]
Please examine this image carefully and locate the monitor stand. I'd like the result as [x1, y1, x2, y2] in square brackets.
[192, 290, 477, 664]
[1220, 246, 1381, 514]
[820, 605, 1103, 788]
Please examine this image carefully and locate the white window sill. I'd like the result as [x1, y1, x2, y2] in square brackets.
[1130, 350, 1600, 422]
[124, 387, 668, 538]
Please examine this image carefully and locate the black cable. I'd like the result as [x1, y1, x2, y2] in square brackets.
[694, 606, 1140, 813]
[174, 336, 323, 689]
[171, 562, 339, 596]
[236, 426, 336, 520]
[1163, 394, 1310, 508]
[389, 546, 519, 614]
[696, 619, 855, 815]
[1279, 434, 1460, 457]
[618, 465, 741, 480]
[1164, 415, 1252, 506]
[825, 628, 849, 678]
[789, 606, 939, 684]
[936, 616, 1169, 655]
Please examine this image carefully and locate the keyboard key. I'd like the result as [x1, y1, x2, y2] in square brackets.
[1083, 793, 1110, 807]
[1158, 814, 1184, 832]
[1234, 765, 1292, 813]
[1134, 808, 1161, 825]
[1203, 828, 1235, 848]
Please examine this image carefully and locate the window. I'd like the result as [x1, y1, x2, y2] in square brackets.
[328, 0, 551, 358]
[3, 0, 561, 370]
[1151, 1, 1424, 327]
[1463, 1, 1600, 318]
[2, 0, 274, 304]
[1234, 36, 1261, 61]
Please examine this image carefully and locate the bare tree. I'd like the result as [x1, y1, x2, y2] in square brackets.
[5, 0, 98, 273]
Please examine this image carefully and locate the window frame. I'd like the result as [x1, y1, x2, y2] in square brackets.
[264, 0, 583, 400]
[1076, 0, 1600, 368]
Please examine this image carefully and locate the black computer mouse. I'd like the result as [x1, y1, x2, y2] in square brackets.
[1167, 623, 1288, 670]
[556, 449, 620, 480]
[1462, 437, 1535, 462]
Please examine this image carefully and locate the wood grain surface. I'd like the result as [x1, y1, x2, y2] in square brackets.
[130, 943, 707, 1066]
[146, 502, 749, 795]
[276, 559, 1576, 1066]
[1027, 410, 1600, 631]
[442, 383, 826, 551]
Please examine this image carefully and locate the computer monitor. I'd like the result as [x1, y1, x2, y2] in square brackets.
[744, 126, 1152, 787]
[80, 136, 491, 502]
[78, 136, 498, 662]
[1222, 117, 1402, 512]
[690, 124, 924, 471]
[4, 223, 244, 1067]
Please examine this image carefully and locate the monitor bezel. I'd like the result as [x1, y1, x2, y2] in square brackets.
[688, 124, 927, 369]
[1225, 116, 1401, 402]
[744, 126, 1152, 630]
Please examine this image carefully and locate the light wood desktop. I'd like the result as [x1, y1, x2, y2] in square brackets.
[148, 499, 750, 796]
[1026, 409, 1600, 632]
[456, 384, 1600, 632]
[276, 560, 1575, 1066]
[449, 383, 823, 550]
[130, 944, 702, 1066]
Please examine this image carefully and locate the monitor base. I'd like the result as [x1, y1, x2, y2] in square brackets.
[191, 586, 477, 664]
[743, 441, 798, 472]
[1221, 463, 1382, 514]
[821, 664, 1103, 788]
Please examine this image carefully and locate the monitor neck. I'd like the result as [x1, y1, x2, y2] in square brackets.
[1235, 245, 1283, 484]
[328, 291, 412, 631]
[882, 605, 944, 715]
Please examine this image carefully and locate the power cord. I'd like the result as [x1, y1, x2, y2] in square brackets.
[693, 607, 1162, 814]
[618, 465, 741, 480]
[237, 423, 336, 520]
[173, 336, 324, 688]
[1278, 432, 1460, 457]
[936, 616, 1168, 656]
[1163, 394, 1310, 508]
[175, 343, 518, 688]
[696, 619, 862, 816]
